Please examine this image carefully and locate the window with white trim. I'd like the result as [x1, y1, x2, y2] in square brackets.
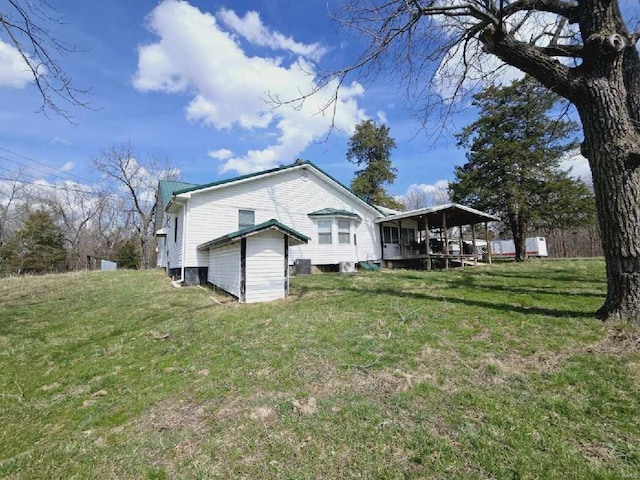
[318, 220, 332, 244]
[383, 226, 399, 244]
[238, 209, 255, 229]
[338, 220, 351, 244]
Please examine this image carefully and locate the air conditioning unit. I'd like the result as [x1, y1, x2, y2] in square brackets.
[294, 259, 311, 275]
[339, 261, 356, 273]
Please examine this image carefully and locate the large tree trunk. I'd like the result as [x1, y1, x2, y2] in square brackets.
[577, 81, 640, 322]
[508, 213, 527, 262]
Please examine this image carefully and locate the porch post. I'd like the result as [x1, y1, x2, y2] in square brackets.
[425, 216, 431, 271]
[485, 222, 492, 265]
[458, 226, 464, 267]
[471, 223, 478, 266]
[284, 236, 289, 296]
[443, 212, 448, 270]
[380, 223, 385, 266]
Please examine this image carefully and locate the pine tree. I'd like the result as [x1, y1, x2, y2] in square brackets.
[347, 120, 403, 210]
[449, 77, 581, 261]
[16, 211, 67, 273]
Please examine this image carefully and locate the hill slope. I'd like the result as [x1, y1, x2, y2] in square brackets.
[1, 261, 638, 478]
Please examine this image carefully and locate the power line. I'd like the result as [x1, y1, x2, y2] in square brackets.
[0, 176, 103, 196]
[0, 147, 96, 185]
[0, 154, 90, 186]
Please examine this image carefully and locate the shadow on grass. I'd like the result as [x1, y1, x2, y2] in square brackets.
[477, 269, 606, 284]
[294, 265, 603, 319]
[443, 276, 604, 298]
[298, 284, 597, 319]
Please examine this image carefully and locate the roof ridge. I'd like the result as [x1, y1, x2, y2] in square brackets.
[168, 160, 384, 215]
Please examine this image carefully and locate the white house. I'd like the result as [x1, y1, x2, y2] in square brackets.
[155, 160, 385, 301]
[155, 160, 499, 302]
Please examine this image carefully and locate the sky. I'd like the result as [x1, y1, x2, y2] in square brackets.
[0, 0, 592, 202]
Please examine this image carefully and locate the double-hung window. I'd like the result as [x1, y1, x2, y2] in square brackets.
[318, 220, 332, 244]
[238, 209, 255, 229]
[338, 220, 351, 244]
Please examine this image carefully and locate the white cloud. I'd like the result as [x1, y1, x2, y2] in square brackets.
[376, 110, 388, 124]
[402, 180, 451, 209]
[60, 161, 74, 172]
[133, 0, 366, 174]
[0, 39, 33, 88]
[217, 8, 326, 60]
[208, 148, 233, 160]
[560, 149, 592, 185]
[52, 137, 72, 146]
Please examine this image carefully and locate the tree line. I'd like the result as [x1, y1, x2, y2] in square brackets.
[0, 144, 177, 275]
[347, 77, 600, 261]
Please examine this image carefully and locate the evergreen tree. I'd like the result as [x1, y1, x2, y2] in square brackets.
[347, 120, 403, 210]
[16, 210, 67, 273]
[115, 239, 140, 270]
[449, 77, 580, 261]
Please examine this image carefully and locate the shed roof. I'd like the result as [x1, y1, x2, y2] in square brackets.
[307, 208, 361, 219]
[376, 203, 499, 228]
[197, 219, 310, 251]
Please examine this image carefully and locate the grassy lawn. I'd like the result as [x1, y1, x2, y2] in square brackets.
[1, 260, 638, 479]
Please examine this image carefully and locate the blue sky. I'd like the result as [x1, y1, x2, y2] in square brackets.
[0, 0, 590, 200]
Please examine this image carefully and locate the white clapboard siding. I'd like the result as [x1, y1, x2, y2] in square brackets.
[208, 244, 240, 298]
[245, 232, 285, 303]
[156, 237, 166, 268]
[184, 167, 381, 268]
[167, 209, 185, 269]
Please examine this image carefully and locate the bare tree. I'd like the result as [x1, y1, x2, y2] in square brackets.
[0, 0, 89, 118]
[93, 143, 179, 269]
[40, 184, 105, 270]
[0, 171, 25, 243]
[304, 0, 640, 322]
[403, 182, 451, 210]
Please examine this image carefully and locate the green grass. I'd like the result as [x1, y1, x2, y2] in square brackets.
[1, 260, 638, 479]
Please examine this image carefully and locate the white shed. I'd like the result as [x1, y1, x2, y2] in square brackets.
[198, 219, 310, 303]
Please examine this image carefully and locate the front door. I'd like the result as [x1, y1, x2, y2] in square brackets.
[382, 226, 401, 258]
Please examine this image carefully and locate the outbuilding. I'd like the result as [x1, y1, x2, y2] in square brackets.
[197, 219, 310, 303]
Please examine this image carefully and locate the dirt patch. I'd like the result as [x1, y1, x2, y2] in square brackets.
[292, 397, 318, 416]
[579, 441, 615, 464]
[216, 397, 245, 421]
[248, 406, 277, 423]
[41, 382, 60, 391]
[592, 323, 640, 355]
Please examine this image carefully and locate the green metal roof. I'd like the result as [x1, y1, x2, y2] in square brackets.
[158, 180, 197, 204]
[170, 160, 384, 215]
[197, 219, 310, 251]
[307, 208, 361, 219]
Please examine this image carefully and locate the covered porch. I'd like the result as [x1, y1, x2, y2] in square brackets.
[376, 203, 500, 269]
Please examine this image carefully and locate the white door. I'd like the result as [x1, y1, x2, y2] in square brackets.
[382, 226, 401, 258]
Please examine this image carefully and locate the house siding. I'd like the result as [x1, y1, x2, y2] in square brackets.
[208, 244, 240, 298]
[184, 167, 381, 268]
[156, 237, 166, 268]
[167, 208, 185, 269]
[245, 232, 285, 303]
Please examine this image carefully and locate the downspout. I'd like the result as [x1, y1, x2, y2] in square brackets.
[180, 202, 188, 283]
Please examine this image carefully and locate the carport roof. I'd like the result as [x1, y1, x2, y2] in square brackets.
[197, 219, 310, 251]
[375, 203, 500, 228]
